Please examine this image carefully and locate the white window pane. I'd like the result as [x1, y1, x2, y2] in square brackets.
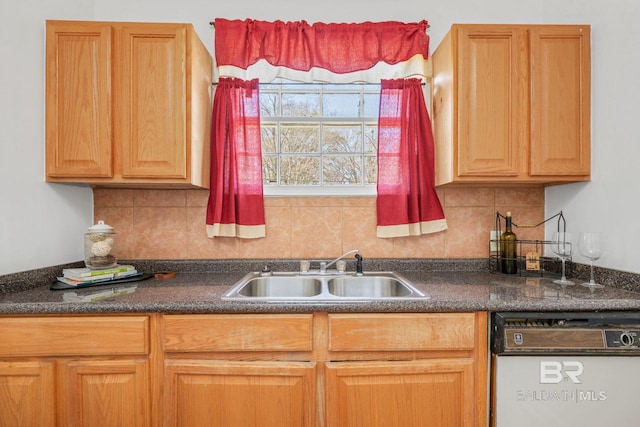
[282, 93, 320, 117]
[365, 156, 377, 184]
[259, 80, 382, 194]
[364, 125, 378, 153]
[261, 126, 277, 153]
[281, 156, 320, 185]
[323, 155, 362, 185]
[263, 155, 278, 184]
[324, 93, 359, 117]
[260, 93, 280, 117]
[322, 125, 362, 153]
[363, 93, 380, 117]
[281, 125, 319, 153]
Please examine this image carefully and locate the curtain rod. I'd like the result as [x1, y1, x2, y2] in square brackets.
[209, 21, 430, 28]
[211, 81, 426, 86]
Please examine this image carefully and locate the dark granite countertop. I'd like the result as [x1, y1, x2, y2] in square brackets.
[2, 258, 640, 314]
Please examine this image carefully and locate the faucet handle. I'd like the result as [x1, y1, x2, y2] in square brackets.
[319, 261, 327, 273]
[355, 254, 364, 275]
[260, 264, 272, 276]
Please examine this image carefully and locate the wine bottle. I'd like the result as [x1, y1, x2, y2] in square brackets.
[500, 212, 518, 274]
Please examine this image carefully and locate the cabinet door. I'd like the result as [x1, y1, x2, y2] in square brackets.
[164, 360, 316, 427]
[61, 359, 150, 427]
[529, 25, 591, 177]
[325, 358, 475, 427]
[45, 21, 113, 178]
[456, 25, 528, 178]
[117, 24, 187, 179]
[0, 361, 56, 427]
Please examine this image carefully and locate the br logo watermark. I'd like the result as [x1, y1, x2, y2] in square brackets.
[540, 361, 584, 384]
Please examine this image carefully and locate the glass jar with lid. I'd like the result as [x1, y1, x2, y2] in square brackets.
[84, 220, 117, 269]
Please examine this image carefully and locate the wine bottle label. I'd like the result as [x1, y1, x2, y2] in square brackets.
[526, 251, 540, 271]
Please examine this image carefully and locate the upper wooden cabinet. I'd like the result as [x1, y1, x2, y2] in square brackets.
[431, 24, 591, 185]
[45, 20, 212, 188]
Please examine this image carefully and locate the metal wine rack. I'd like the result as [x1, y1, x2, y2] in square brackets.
[489, 211, 573, 277]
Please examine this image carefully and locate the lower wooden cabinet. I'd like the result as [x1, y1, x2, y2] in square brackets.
[162, 314, 316, 427]
[162, 312, 488, 427]
[0, 359, 150, 427]
[324, 313, 487, 427]
[0, 312, 488, 426]
[0, 315, 151, 427]
[61, 359, 151, 427]
[164, 360, 316, 427]
[0, 360, 56, 426]
[325, 359, 474, 427]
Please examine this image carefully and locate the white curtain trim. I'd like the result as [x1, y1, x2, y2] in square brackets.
[207, 223, 266, 239]
[216, 54, 432, 84]
[376, 219, 448, 238]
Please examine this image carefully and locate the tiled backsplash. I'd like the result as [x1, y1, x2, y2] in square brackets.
[93, 187, 544, 260]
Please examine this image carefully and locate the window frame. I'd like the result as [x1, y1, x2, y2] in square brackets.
[260, 80, 380, 197]
[258, 79, 432, 197]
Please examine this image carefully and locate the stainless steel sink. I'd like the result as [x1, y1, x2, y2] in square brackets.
[327, 275, 415, 297]
[223, 271, 428, 302]
[236, 276, 322, 298]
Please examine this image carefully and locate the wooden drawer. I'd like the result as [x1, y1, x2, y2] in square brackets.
[328, 313, 476, 351]
[0, 316, 149, 357]
[163, 314, 314, 352]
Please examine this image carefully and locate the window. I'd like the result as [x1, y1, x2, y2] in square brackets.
[260, 79, 380, 196]
[208, 20, 446, 239]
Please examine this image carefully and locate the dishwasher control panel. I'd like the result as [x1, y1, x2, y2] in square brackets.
[492, 312, 640, 354]
[605, 329, 640, 348]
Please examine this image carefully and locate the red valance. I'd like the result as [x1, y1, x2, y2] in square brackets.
[214, 18, 430, 74]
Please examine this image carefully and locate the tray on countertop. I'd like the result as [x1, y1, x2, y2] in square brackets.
[50, 273, 154, 291]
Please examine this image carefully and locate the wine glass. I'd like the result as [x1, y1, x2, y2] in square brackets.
[551, 232, 575, 286]
[578, 232, 606, 289]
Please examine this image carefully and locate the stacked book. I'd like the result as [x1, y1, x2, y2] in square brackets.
[57, 264, 140, 287]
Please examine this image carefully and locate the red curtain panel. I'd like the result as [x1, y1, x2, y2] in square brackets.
[206, 78, 266, 238]
[376, 78, 447, 237]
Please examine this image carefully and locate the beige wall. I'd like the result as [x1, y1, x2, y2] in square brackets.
[94, 187, 544, 260]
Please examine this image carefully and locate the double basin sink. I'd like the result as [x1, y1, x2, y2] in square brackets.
[223, 271, 428, 303]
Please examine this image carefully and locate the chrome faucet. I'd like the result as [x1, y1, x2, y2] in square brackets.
[320, 249, 360, 273]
